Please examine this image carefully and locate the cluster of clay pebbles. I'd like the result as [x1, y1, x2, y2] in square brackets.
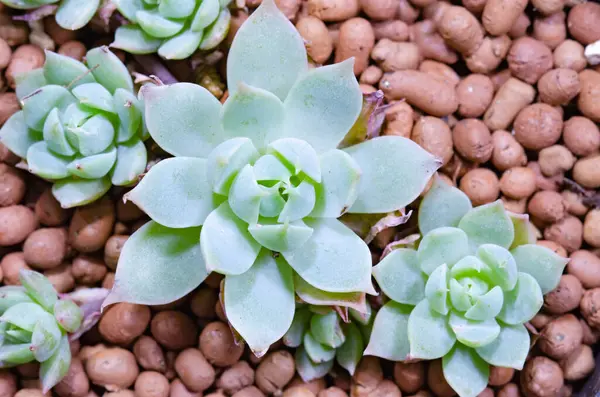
[1, 0, 600, 395]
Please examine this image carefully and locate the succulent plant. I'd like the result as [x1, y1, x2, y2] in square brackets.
[0, 46, 149, 208]
[102, 0, 441, 356]
[0, 0, 100, 30]
[111, 0, 231, 60]
[0, 270, 84, 392]
[364, 177, 569, 397]
[284, 303, 373, 382]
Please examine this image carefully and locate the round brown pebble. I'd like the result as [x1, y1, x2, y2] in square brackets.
[256, 351, 296, 395]
[71, 255, 107, 285]
[499, 167, 536, 200]
[489, 366, 514, 387]
[568, 250, 600, 289]
[553, 40, 586, 72]
[581, 288, 600, 328]
[135, 371, 170, 397]
[428, 359, 456, 397]
[567, 2, 600, 45]
[411, 116, 453, 165]
[68, 197, 115, 254]
[85, 348, 139, 390]
[133, 336, 166, 373]
[497, 383, 520, 397]
[584, 210, 600, 248]
[99, 302, 151, 345]
[452, 119, 493, 164]
[574, 154, 600, 189]
[199, 321, 244, 367]
[216, 361, 255, 395]
[560, 344, 595, 381]
[6, 44, 45, 89]
[45, 264, 75, 293]
[513, 104, 563, 151]
[23, 227, 67, 270]
[393, 362, 424, 394]
[543, 275, 583, 314]
[190, 288, 217, 320]
[104, 235, 128, 270]
[456, 74, 494, 118]
[0, 251, 28, 285]
[170, 378, 202, 397]
[539, 314, 583, 360]
[0, 370, 17, 397]
[0, 205, 38, 246]
[538, 145, 575, 177]
[562, 117, 600, 157]
[174, 348, 215, 393]
[232, 386, 265, 397]
[151, 311, 198, 351]
[491, 130, 527, 171]
[58, 41, 86, 61]
[0, 164, 24, 207]
[537, 68, 580, 106]
[459, 168, 499, 206]
[54, 358, 89, 397]
[317, 388, 347, 397]
[528, 191, 565, 223]
[520, 356, 563, 397]
[507, 37, 553, 84]
[543, 215, 583, 253]
[35, 188, 69, 226]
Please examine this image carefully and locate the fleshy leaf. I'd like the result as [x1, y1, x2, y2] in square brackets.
[294, 274, 367, 312]
[259, 184, 285, 218]
[67, 146, 117, 179]
[0, 344, 35, 367]
[221, 85, 284, 151]
[224, 250, 295, 355]
[136, 9, 185, 38]
[281, 60, 362, 153]
[19, 270, 57, 312]
[248, 219, 313, 253]
[425, 264, 449, 315]
[72, 83, 116, 113]
[477, 244, 518, 291]
[44, 108, 75, 157]
[191, 0, 219, 30]
[228, 165, 263, 225]
[458, 200, 514, 250]
[0, 111, 40, 158]
[201, 203, 261, 275]
[448, 313, 500, 348]
[114, 88, 143, 143]
[475, 323, 530, 369]
[111, 25, 163, 54]
[206, 138, 259, 196]
[253, 155, 291, 182]
[159, 0, 195, 18]
[295, 346, 334, 383]
[282, 218, 375, 294]
[372, 248, 425, 305]
[364, 301, 411, 361]
[103, 221, 206, 307]
[40, 334, 71, 394]
[450, 256, 487, 279]
[110, 139, 147, 186]
[443, 344, 489, 397]
[52, 177, 111, 208]
[337, 322, 364, 375]
[283, 308, 311, 348]
[345, 136, 441, 213]
[198, 8, 231, 51]
[464, 286, 503, 321]
[144, 83, 224, 157]
[53, 300, 83, 333]
[417, 227, 469, 275]
[304, 332, 336, 363]
[2, 302, 48, 332]
[268, 138, 321, 182]
[86, 46, 134, 94]
[419, 175, 472, 235]
[226, 0, 307, 100]
[0, 287, 33, 314]
[509, 212, 536, 249]
[449, 279, 472, 312]
[27, 141, 70, 180]
[126, 157, 217, 228]
[55, 0, 100, 30]
[407, 300, 456, 360]
[496, 272, 543, 325]
[158, 28, 204, 60]
[67, 114, 115, 156]
[15, 69, 47, 101]
[310, 310, 345, 348]
[311, 149, 361, 218]
[511, 244, 569, 294]
[278, 181, 316, 222]
[22, 85, 75, 131]
[43, 51, 95, 87]
[31, 312, 62, 362]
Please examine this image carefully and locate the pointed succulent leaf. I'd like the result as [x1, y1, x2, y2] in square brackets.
[448, 312, 500, 348]
[0, 286, 33, 314]
[207, 138, 260, 196]
[350, 301, 373, 325]
[364, 301, 411, 360]
[158, 28, 204, 60]
[198, 8, 231, 51]
[43, 51, 95, 87]
[31, 312, 62, 362]
[55, 0, 100, 30]
[345, 136, 440, 214]
[201, 203, 261, 275]
[295, 346, 334, 383]
[278, 181, 316, 222]
[159, 0, 196, 18]
[86, 46, 134, 94]
[67, 146, 117, 179]
[281, 60, 362, 153]
[2, 302, 48, 332]
[259, 185, 286, 218]
[419, 175, 472, 235]
[0, 343, 35, 367]
[43, 108, 75, 157]
[449, 256, 487, 279]
[227, 0, 307, 100]
[110, 138, 147, 186]
[4, 328, 32, 344]
[268, 138, 321, 182]
[253, 155, 291, 182]
[337, 322, 364, 375]
[114, 88, 143, 143]
[449, 279, 472, 312]
[113, 0, 144, 21]
[126, 157, 218, 228]
[425, 264, 449, 315]
[295, 274, 367, 312]
[310, 149, 361, 218]
[417, 227, 469, 275]
[67, 114, 115, 156]
[443, 344, 489, 397]
[464, 286, 503, 321]
[310, 310, 345, 348]
[191, 0, 219, 30]
[27, 141, 70, 180]
[283, 308, 311, 348]
[52, 177, 111, 208]
[497, 272, 543, 325]
[15, 69, 46, 100]
[228, 165, 264, 224]
[373, 248, 424, 305]
[511, 244, 569, 294]
[144, 83, 224, 157]
[408, 300, 456, 360]
[103, 221, 207, 307]
[111, 25, 163, 54]
[136, 9, 185, 38]
[459, 200, 515, 250]
[72, 83, 116, 113]
[509, 212, 536, 249]
[0, 111, 40, 158]
[53, 300, 83, 333]
[62, 103, 94, 130]
[19, 270, 58, 312]
[221, 84, 284, 151]
[22, 85, 75, 131]
[224, 251, 295, 355]
[282, 218, 375, 294]
[477, 244, 518, 291]
[40, 334, 71, 393]
[248, 219, 313, 253]
[475, 323, 530, 369]
[304, 332, 336, 363]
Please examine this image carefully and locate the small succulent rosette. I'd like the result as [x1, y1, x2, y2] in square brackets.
[0, 46, 149, 208]
[111, 0, 231, 60]
[0, 270, 84, 392]
[365, 177, 569, 397]
[0, 0, 100, 30]
[284, 303, 373, 382]
[103, 0, 441, 357]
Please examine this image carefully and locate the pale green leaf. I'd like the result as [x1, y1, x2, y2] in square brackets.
[52, 177, 111, 208]
[258, 184, 285, 218]
[66, 114, 115, 156]
[55, 0, 100, 30]
[310, 310, 345, 348]
[114, 88, 143, 143]
[43, 108, 75, 157]
[509, 212, 536, 249]
[464, 286, 503, 321]
[0, 287, 32, 314]
[43, 51, 95, 87]
[407, 300, 456, 360]
[282, 218, 375, 294]
[198, 8, 231, 51]
[253, 154, 291, 182]
[22, 85, 75, 131]
[364, 301, 411, 361]
[477, 244, 518, 291]
[201, 202, 261, 275]
[159, 0, 196, 18]
[144, 83, 224, 157]
[295, 346, 334, 383]
[417, 227, 469, 275]
[511, 244, 569, 294]
[268, 138, 321, 182]
[248, 219, 313, 253]
[72, 83, 116, 113]
[27, 141, 70, 180]
[345, 136, 441, 214]
[113, 0, 144, 21]
[283, 308, 311, 348]
[110, 138, 147, 186]
[458, 200, 515, 250]
[497, 272, 543, 325]
[425, 264, 449, 315]
[0, 344, 35, 367]
[0, 111, 40, 158]
[191, 0, 219, 31]
[111, 25, 163, 54]
[19, 270, 57, 312]
[86, 46, 134, 94]
[158, 28, 204, 60]
[419, 175, 472, 235]
[443, 344, 489, 397]
[448, 313, 500, 348]
[103, 221, 207, 307]
[449, 256, 487, 279]
[31, 312, 62, 362]
[294, 274, 367, 312]
[2, 302, 47, 332]
[224, 250, 295, 355]
[373, 248, 425, 305]
[62, 103, 94, 131]
[126, 157, 218, 228]
[15, 69, 47, 101]
[278, 181, 315, 222]
[207, 138, 259, 196]
[40, 334, 71, 393]
[336, 322, 364, 375]
[304, 331, 336, 363]
[226, 0, 307, 100]
[136, 9, 185, 38]
[53, 300, 83, 333]
[67, 146, 117, 179]
[0, 0, 42, 10]
[228, 164, 263, 224]
[475, 323, 530, 369]
[449, 279, 472, 312]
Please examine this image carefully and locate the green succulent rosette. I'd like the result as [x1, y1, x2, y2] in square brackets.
[0, 46, 149, 208]
[111, 0, 231, 60]
[364, 177, 570, 397]
[0, 0, 100, 30]
[103, 0, 441, 357]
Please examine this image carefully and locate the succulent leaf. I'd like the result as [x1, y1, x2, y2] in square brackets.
[43, 108, 76, 157]
[464, 286, 503, 321]
[336, 322, 364, 375]
[112, 25, 163, 54]
[278, 181, 316, 222]
[159, 0, 195, 18]
[295, 346, 334, 383]
[417, 227, 469, 275]
[86, 47, 134, 94]
[26, 141, 71, 180]
[310, 311, 345, 348]
[475, 323, 530, 369]
[39, 334, 71, 393]
[443, 344, 489, 397]
[191, 0, 220, 30]
[511, 244, 569, 294]
[228, 165, 264, 224]
[31, 312, 62, 362]
[2, 303, 48, 332]
[248, 219, 313, 253]
[66, 146, 117, 179]
[0, 287, 33, 314]
[283, 308, 311, 348]
[268, 138, 321, 183]
[364, 301, 411, 361]
[304, 332, 336, 363]
[51, 178, 111, 208]
[448, 313, 500, 348]
[110, 138, 148, 186]
[458, 200, 514, 250]
[0, 112, 40, 158]
[207, 138, 260, 196]
[15, 69, 47, 100]
[19, 270, 58, 312]
[407, 300, 456, 360]
[157, 28, 204, 60]
[198, 8, 231, 51]
[55, 0, 100, 30]
[372, 249, 426, 306]
[22, 85, 75, 131]
[72, 83, 116, 114]
[0, 343, 35, 367]
[43, 51, 95, 88]
[496, 272, 543, 325]
[425, 264, 450, 315]
[508, 212, 537, 249]
[53, 300, 83, 333]
[477, 244, 518, 292]
[294, 274, 367, 313]
[418, 175, 472, 235]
